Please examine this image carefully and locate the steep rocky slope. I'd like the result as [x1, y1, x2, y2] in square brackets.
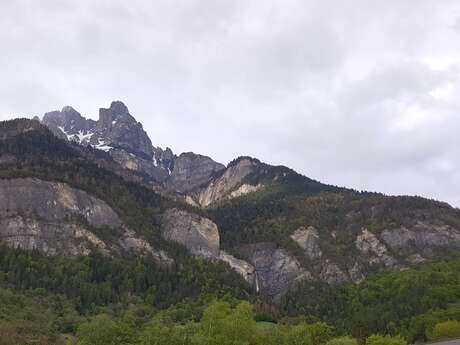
[185, 157, 265, 207]
[0, 177, 170, 263]
[160, 208, 255, 284]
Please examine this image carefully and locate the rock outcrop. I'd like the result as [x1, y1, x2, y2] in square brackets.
[167, 153, 225, 193]
[381, 222, 460, 257]
[238, 243, 311, 300]
[319, 261, 348, 284]
[0, 178, 170, 264]
[42, 106, 96, 142]
[290, 226, 322, 260]
[187, 157, 264, 207]
[355, 229, 398, 269]
[219, 251, 255, 284]
[0, 217, 109, 256]
[0, 177, 122, 228]
[161, 208, 220, 259]
[97, 101, 154, 159]
[160, 208, 257, 284]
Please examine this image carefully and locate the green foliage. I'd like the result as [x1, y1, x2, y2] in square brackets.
[283, 322, 333, 345]
[191, 301, 257, 345]
[326, 337, 358, 345]
[282, 257, 460, 342]
[365, 335, 407, 345]
[0, 245, 251, 313]
[429, 320, 460, 341]
[76, 314, 137, 345]
[401, 304, 460, 342]
[139, 317, 196, 345]
[283, 323, 314, 345]
[0, 287, 80, 345]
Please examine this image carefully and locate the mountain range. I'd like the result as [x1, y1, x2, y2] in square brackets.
[1, 100, 460, 302]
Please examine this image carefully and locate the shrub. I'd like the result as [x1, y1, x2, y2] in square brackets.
[429, 320, 460, 340]
[366, 335, 407, 345]
[326, 336, 359, 345]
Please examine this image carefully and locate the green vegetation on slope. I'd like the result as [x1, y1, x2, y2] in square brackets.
[1, 248, 460, 344]
[209, 187, 460, 259]
[0, 287, 80, 345]
[282, 256, 460, 342]
[0, 288, 410, 345]
[0, 245, 251, 313]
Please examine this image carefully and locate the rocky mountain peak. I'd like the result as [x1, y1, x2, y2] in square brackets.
[42, 106, 94, 141]
[227, 156, 261, 168]
[61, 105, 78, 113]
[168, 152, 225, 193]
[41, 101, 229, 194]
[109, 100, 129, 116]
[0, 118, 45, 140]
[99, 101, 135, 127]
[96, 101, 153, 159]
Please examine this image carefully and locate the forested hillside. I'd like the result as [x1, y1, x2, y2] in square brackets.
[1, 252, 460, 344]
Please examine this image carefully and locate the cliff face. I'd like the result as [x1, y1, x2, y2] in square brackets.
[160, 208, 255, 284]
[187, 158, 261, 207]
[0, 178, 170, 264]
[0, 178, 122, 228]
[161, 208, 221, 259]
[167, 153, 225, 193]
[381, 222, 460, 256]
[237, 243, 312, 300]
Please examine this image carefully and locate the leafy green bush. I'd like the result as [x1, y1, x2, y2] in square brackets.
[429, 320, 460, 340]
[401, 304, 460, 342]
[365, 335, 407, 345]
[326, 336, 359, 345]
[191, 301, 257, 345]
[76, 314, 137, 345]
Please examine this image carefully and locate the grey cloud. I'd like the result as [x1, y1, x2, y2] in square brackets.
[1, 0, 460, 206]
[455, 16, 460, 32]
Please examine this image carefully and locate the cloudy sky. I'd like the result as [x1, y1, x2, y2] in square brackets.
[1, 0, 460, 206]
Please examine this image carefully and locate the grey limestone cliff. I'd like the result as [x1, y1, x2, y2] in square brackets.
[160, 208, 256, 284]
[0, 178, 171, 264]
[239, 243, 312, 300]
[188, 157, 262, 207]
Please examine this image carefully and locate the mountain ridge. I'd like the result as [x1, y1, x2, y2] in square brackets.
[1, 102, 460, 303]
[41, 101, 337, 207]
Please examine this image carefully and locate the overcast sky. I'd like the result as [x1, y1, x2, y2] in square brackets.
[1, 0, 460, 206]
